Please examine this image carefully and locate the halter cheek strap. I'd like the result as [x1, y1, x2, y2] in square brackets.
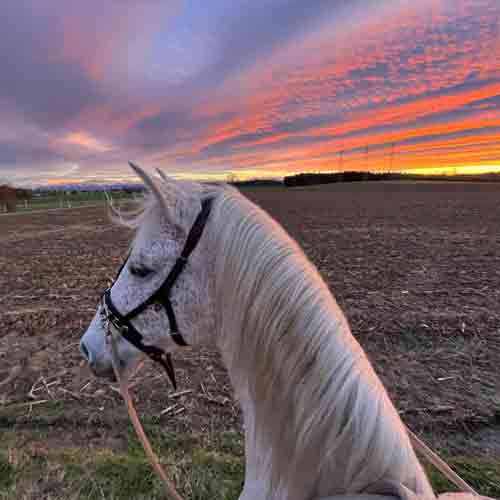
[101, 197, 213, 389]
[102, 290, 178, 387]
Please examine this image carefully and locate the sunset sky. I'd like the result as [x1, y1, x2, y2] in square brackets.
[1, 0, 499, 185]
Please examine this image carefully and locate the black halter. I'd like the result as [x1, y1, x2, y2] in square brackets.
[100, 197, 213, 389]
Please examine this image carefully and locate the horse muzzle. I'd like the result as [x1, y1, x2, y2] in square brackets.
[80, 339, 117, 382]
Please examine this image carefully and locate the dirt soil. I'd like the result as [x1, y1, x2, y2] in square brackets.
[1, 182, 499, 458]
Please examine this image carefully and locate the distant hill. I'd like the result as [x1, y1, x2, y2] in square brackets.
[32, 178, 283, 192]
[33, 183, 145, 193]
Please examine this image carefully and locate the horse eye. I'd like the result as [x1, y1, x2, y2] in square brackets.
[129, 264, 153, 278]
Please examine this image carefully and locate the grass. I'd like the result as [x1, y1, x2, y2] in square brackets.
[0, 401, 69, 428]
[425, 456, 500, 498]
[0, 453, 15, 490]
[0, 405, 497, 499]
[0, 427, 244, 500]
[1, 422, 498, 499]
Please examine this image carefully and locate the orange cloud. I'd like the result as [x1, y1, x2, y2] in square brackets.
[180, 0, 500, 178]
[33, 0, 500, 183]
[58, 131, 111, 153]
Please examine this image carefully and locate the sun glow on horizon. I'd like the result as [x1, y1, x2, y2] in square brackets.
[401, 163, 500, 176]
[25, 162, 500, 187]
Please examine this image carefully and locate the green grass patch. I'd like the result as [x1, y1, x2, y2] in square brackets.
[426, 455, 500, 498]
[0, 453, 15, 489]
[185, 450, 243, 500]
[77, 453, 160, 500]
[0, 401, 67, 428]
[1, 424, 498, 499]
[0, 427, 244, 500]
[66, 432, 245, 500]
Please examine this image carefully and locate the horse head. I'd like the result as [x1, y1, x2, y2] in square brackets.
[79, 163, 217, 386]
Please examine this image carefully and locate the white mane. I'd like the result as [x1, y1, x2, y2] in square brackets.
[208, 187, 433, 497]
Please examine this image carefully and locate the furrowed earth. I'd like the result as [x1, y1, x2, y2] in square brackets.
[1, 182, 499, 499]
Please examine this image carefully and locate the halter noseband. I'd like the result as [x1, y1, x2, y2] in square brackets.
[100, 197, 213, 389]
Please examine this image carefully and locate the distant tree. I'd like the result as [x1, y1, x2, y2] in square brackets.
[0, 184, 17, 212]
[15, 187, 33, 199]
[226, 172, 239, 184]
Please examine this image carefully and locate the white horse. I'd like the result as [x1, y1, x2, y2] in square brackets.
[80, 164, 491, 500]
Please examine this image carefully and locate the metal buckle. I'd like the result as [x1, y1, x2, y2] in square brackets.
[100, 297, 127, 338]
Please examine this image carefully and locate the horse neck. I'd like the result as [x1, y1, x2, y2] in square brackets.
[211, 192, 433, 498]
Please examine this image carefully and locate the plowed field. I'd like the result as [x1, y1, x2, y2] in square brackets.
[1, 182, 499, 498]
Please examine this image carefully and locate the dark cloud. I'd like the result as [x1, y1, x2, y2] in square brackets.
[2, 58, 104, 130]
[122, 110, 200, 152]
[199, 1, 365, 83]
[0, 3, 104, 129]
[347, 62, 390, 80]
[0, 141, 61, 165]
[136, 111, 193, 134]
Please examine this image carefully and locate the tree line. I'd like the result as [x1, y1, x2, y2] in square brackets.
[283, 171, 500, 187]
[283, 171, 394, 187]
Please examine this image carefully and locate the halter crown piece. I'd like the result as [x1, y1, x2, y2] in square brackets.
[100, 197, 213, 389]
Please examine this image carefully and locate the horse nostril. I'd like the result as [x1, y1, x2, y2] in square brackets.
[80, 341, 93, 364]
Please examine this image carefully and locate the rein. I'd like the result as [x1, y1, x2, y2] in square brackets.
[98, 198, 213, 499]
[108, 331, 184, 500]
[407, 429, 478, 495]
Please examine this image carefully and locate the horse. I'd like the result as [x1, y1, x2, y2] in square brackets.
[80, 163, 492, 500]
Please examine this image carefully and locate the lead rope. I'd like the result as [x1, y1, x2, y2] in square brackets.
[407, 427, 478, 496]
[108, 334, 184, 500]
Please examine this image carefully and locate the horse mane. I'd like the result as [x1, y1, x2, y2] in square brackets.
[209, 187, 433, 497]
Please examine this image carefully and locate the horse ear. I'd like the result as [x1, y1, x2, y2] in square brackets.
[155, 168, 173, 184]
[155, 168, 189, 199]
[128, 161, 175, 221]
